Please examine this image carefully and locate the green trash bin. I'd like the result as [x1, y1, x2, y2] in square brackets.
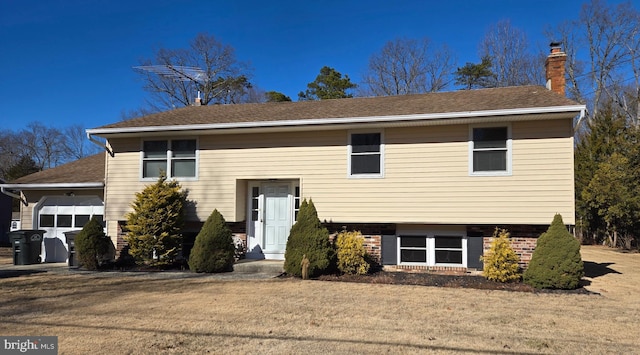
[27, 231, 44, 264]
[9, 232, 29, 265]
[8, 230, 45, 265]
[64, 231, 81, 267]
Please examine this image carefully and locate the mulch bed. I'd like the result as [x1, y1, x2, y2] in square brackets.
[314, 271, 595, 294]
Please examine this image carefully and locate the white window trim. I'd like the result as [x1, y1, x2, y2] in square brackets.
[348, 130, 384, 178]
[397, 231, 468, 268]
[140, 138, 199, 181]
[468, 123, 512, 176]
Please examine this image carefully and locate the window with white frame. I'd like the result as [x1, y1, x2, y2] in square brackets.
[349, 132, 383, 177]
[434, 236, 463, 264]
[470, 126, 511, 175]
[399, 236, 427, 263]
[142, 139, 197, 179]
[398, 234, 467, 266]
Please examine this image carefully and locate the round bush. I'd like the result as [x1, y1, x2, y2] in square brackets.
[75, 217, 111, 270]
[336, 230, 370, 275]
[189, 209, 235, 273]
[523, 214, 584, 289]
[481, 228, 521, 282]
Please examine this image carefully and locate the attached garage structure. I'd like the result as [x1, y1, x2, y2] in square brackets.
[0, 154, 105, 263]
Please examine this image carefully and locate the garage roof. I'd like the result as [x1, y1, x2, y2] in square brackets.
[2, 153, 105, 188]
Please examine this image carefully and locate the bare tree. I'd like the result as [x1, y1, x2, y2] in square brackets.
[549, 0, 640, 128]
[361, 38, 455, 96]
[479, 20, 545, 87]
[19, 122, 68, 170]
[134, 33, 252, 110]
[64, 124, 101, 159]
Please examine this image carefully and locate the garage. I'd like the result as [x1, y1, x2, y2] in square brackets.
[35, 196, 104, 262]
[0, 154, 106, 263]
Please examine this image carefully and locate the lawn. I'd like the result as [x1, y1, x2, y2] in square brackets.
[0, 245, 638, 354]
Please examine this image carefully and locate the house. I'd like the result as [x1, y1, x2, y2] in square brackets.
[0, 178, 12, 246]
[0, 154, 105, 262]
[89, 45, 583, 271]
[1, 45, 585, 271]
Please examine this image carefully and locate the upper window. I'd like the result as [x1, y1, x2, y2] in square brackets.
[349, 132, 383, 177]
[470, 126, 511, 175]
[142, 139, 197, 179]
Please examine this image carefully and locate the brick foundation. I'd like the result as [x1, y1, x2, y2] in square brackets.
[482, 236, 537, 269]
[469, 225, 547, 269]
[383, 264, 468, 274]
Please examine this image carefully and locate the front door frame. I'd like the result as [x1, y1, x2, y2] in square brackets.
[246, 180, 299, 260]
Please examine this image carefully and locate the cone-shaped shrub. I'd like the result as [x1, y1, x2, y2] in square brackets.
[523, 214, 584, 289]
[189, 209, 235, 273]
[75, 217, 111, 270]
[336, 230, 370, 275]
[481, 228, 521, 282]
[125, 174, 186, 264]
[284, 199, 334, 278]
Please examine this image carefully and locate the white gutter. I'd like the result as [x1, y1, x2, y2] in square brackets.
[87, 132, 114, 156]
[1, 186, 26, 206]
[0, 183, 104, 190]
[87, 105, 586, 135]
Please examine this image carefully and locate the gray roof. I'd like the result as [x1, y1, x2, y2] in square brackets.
[94, 86, 582, 131]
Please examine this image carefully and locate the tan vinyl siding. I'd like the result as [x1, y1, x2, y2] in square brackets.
[104, 118, 575, 235]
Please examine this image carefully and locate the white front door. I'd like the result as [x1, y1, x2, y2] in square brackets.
[246, 181, 297, 260]
[263, 184, 291, 255]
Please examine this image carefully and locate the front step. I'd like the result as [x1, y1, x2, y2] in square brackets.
[233, 259, 284, 274]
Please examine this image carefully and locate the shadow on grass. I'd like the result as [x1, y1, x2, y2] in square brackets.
[0, 269, 47, 279]
[583, 261, 621, 278]
[1, 318, 542, 355]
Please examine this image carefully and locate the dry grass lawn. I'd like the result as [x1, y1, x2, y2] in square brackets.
[0, 245, 638, 354]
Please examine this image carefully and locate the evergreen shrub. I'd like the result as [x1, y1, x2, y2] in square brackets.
[125, 174, 187, 264]
[189, 209, 235, 273]
[335, 230, 370, 275]
[523, 214, 584, 289]
[75, 217, 111, 270]
[480, 228, 521, 282]
[284, 199, 335, 278]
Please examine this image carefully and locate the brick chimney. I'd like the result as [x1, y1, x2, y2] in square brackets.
[545, 42, 567, 96]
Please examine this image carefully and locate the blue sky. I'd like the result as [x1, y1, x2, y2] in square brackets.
[0, 0, 634, 132]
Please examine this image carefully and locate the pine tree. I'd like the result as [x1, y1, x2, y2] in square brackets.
[188, 209, 235, 273]
[283, 199, 335, 277]
[125, 174, 187, 264]
[481, 228, 520, 282]
[523, 214, 584, 289]
[575, 103, 640, 247]
[298, 66, 357, 100]
[75, 217, 111, 270]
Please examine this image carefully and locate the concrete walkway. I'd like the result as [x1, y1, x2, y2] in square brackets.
[0, 248, 285, 280]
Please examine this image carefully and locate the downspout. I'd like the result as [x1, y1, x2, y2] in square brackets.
[1, 186, 26, 206]
[87, 133, 114, 157]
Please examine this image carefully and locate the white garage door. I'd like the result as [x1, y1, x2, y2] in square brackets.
[36, 196, 104, 262]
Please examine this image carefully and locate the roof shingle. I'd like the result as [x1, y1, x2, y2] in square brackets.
[94, 86, 581, 130]
[10, 153, 105, 185]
